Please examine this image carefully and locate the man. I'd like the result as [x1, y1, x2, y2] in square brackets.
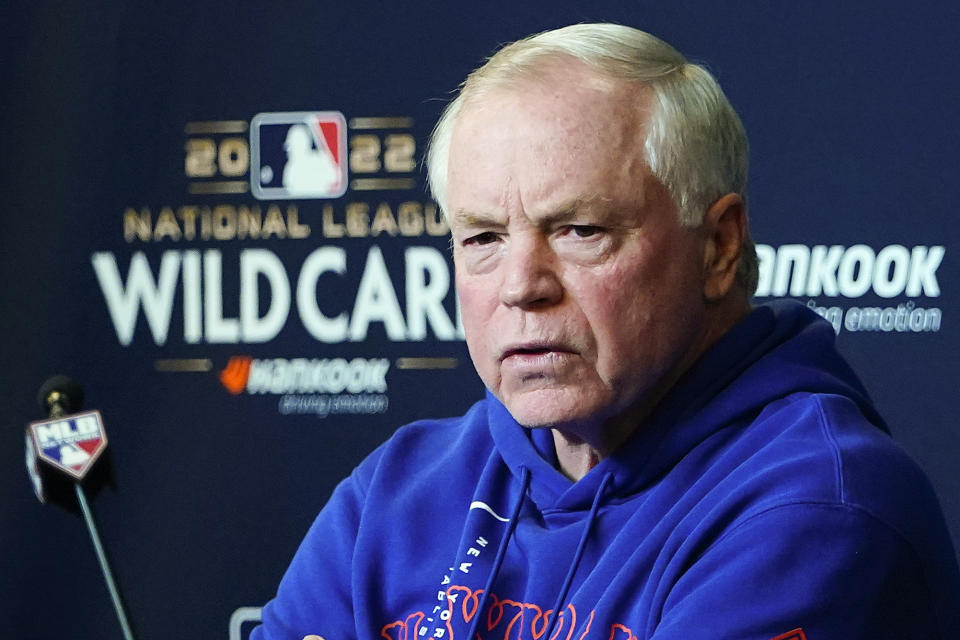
[254, 24, 960, 639]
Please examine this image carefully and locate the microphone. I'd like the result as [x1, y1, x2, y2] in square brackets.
[25, 375, 136, 640]
[28, 375, 107, 494]
[38, 374, 84, 417]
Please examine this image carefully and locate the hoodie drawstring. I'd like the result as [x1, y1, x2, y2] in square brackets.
[542, 472, 613, 640]
[463, 468, 613, 640]
[464, 465, 531, 640]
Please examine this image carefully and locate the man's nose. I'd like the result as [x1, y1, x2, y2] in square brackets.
[499, 236, 563, 309]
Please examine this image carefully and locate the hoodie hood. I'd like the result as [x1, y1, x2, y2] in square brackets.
[488, 300, 886, 511]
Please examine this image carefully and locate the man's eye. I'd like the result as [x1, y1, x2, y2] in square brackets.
[464, 232, 499, 246]
[567, 225, 602, 238]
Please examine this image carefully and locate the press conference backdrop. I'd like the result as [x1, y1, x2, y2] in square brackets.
[2, 2, 956, 638]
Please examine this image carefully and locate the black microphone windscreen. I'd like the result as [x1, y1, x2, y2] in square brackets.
[37, 375, 85, 414]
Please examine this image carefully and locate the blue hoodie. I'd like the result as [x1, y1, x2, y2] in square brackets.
[254, 301, 960, 640]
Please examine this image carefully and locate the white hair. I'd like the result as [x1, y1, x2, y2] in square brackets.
[427, 23, 758, 293]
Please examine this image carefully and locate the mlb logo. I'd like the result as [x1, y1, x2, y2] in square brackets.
[250, 111, 348, 199]
[28, 410, 108, 481]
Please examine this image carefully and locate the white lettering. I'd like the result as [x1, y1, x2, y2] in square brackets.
[873, 245, 910, 298]
[182, 250, 202, 343]
[204, 250, 240, 342]
[350, 246, 406, 341]
[755, 244, 776, 296]
[240, 249, 290, 342]
[845, 303, 942, 333]
[296, 247, 348, 342]
[245, 358, 390, 394]
[92, 251, 180, 345]
[756, 244, 945, 299]
[75, 415, 99, 436]
[805, 245, 843, 296]
[405, 247, 456, 340]
[773, 244, 809, 297]
[93, 246, 462, 345]
[34, 415, 101, 446]
[906, 246, 944, 297]
[836, 244, 874, 298]
[36, 423, 63, 447]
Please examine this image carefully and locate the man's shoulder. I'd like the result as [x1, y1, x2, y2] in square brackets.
[734, 391, 944, 539]
[803, 393, 947, 537]
[680, 391, 958, 593]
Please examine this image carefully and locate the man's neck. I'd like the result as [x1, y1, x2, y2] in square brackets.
[548, 299, 753, 482]
[552, 429, 602, 481]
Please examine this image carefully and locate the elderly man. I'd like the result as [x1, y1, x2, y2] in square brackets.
[254, 24, 960, 640]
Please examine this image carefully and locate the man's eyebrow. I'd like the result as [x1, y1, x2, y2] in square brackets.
[450, 197, 617, 228]
[544, 198, 595, 220]
[450, 209, 503, 227]
[535, 196, 617, 223]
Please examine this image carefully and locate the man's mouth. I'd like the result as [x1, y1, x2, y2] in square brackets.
[500, 342, 571, 361]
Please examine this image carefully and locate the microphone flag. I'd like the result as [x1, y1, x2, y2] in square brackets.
[27, 410, 108, 482]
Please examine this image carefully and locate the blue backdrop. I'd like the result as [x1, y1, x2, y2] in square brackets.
[2, 2, 957, 638]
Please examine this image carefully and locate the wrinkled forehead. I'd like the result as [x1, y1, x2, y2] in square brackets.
[451, 59, 655, 162]
[445, 70, 661, 226]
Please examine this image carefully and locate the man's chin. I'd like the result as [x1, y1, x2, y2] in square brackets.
[500, 389, 599, 430]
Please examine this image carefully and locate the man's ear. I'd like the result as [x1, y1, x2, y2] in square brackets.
[701, 193, 746, 301]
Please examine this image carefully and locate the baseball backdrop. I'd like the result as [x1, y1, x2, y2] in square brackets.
[2, 2, 957, 638]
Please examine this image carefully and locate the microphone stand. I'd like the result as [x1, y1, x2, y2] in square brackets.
[47, 396, 136, 640]
[75, 483, 136, 640]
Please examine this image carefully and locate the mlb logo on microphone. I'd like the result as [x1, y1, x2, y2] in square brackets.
[250, 111, 348, 200]
[28, 410, 107, 480]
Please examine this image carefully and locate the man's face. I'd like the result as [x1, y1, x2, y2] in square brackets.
[446, 64, 715, 436]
